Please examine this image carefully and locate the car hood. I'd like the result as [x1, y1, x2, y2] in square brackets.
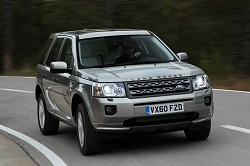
[79, 62, 204, 82]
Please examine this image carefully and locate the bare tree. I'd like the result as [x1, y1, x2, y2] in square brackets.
[3, 0, 14, 73]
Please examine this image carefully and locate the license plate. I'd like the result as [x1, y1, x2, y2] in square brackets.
[146, 103, 184, 116]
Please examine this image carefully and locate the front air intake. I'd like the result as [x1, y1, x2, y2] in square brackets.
[123, 112, 199, 127]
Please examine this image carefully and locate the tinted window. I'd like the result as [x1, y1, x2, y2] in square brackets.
[59, 39, 73, 68]
[46, 37, 64, 66]
[39, 39, 53, 64]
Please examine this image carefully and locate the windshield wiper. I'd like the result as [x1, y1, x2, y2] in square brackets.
[81, 60, 169, 68]
[127, 60, 169, 65]
[110, 60, 169, 67]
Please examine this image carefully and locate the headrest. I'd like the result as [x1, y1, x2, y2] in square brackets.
[80, 45, 90, 58]
[104, 52, 119, 61]
[120, 39, 134, 48]
[104, 46, 122, 61]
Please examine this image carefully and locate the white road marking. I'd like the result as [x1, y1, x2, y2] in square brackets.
[221, 125, 250, 134]
[0, 76, 34, 78]
[0, 88, 34, 94]
[0, 125, 67, 166]
[213, 88, 250, 94]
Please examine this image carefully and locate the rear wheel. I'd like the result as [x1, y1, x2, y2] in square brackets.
[76, 103, 101, 155]
[184, 120, 211, 141]
[37, 93, 59, 135]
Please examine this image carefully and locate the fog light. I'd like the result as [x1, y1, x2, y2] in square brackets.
[204, 96, 211, 106]
[105, 105, 117, 115]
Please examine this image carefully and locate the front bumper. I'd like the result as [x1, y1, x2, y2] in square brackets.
[89, 88, 214, 134]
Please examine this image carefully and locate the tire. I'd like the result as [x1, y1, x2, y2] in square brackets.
[37, 93, 59, 135]
[76, 103, 101, 155]
[184, 120, 211, 141]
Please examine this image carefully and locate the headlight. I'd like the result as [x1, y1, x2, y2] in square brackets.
[192, 74, 210, 90]
[92, 82, 126, 97]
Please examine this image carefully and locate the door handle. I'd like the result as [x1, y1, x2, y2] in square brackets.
[42, 73, 46, 77]
[52, 77, 58, 82]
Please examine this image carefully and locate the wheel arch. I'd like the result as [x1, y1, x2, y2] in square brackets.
[71, 93, 88, 122]
[35, 84, 43, 102]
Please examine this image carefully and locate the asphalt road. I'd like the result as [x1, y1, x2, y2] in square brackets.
[0, 76, 250, 166]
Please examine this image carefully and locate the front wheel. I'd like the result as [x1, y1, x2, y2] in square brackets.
[184, 120, 211, 141]
[76, 103, 101, 155]
[37, 93, 59, 135]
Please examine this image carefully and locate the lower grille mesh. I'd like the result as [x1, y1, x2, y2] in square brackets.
[136, 113, 185, 123]
[123, 112, 199, 127]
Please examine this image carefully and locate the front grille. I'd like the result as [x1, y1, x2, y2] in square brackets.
[126, 77, 191, 98]
[123, 112, 199, 127]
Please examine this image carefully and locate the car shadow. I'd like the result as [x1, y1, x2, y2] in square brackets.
[54, 124, 210, 155]
[100, 131, 209, 155]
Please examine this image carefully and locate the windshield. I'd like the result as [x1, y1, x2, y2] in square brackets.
[77, 35, 178, 68]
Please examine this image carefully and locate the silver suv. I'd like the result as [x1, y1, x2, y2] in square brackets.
[35, 29, 214, 155]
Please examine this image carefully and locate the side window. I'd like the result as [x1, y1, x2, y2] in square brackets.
[59, 39, 73, 68]
[46, 37, 64, 66]
[39, 39, 53, 64]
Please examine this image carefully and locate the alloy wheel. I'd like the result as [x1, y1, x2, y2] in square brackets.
[77, 111, 84, 147]
[38, 99, 45, 129]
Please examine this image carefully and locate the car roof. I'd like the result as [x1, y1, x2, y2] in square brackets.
[49, 29, 152, 39]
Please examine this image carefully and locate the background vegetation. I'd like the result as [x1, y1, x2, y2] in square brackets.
[1, 0, 250, 90]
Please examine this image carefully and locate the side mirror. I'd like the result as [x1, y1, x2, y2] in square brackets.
[177, 52, 188, 62]
[50, 61, 72, 73]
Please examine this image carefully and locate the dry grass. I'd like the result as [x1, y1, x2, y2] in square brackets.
[1, 67, 36, 77]
[210, 75, 250, 91]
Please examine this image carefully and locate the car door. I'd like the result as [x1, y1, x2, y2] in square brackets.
[42, 36, 64, 114]
[51, 37, 75, 122]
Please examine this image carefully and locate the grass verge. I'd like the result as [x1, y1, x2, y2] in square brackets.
[210, 75, 250, 91]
